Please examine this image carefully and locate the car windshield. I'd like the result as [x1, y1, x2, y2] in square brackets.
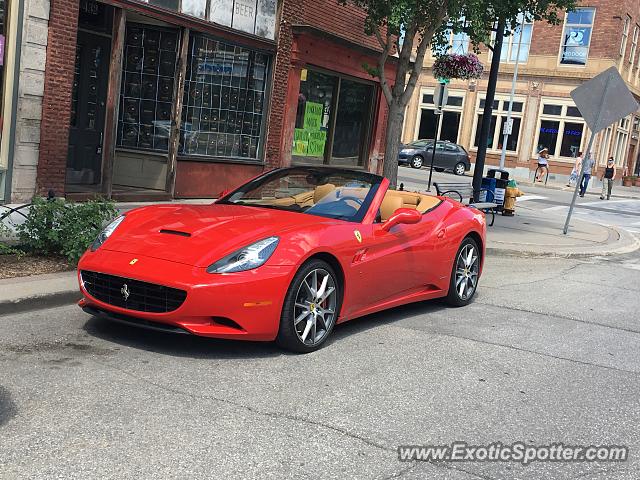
[218, 167, 382, 222]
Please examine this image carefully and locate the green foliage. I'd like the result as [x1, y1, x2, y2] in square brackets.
[17, 197, 118, 264]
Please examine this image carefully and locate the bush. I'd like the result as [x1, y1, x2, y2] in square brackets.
[17, 197, 118, 264]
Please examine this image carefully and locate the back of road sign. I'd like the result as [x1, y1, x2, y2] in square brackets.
[571, 67, 639, 134]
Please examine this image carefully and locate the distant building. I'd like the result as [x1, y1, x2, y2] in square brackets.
[402, 0, 640, 180]
[1, 0, 395, 202]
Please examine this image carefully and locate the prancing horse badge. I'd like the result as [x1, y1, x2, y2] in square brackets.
[354, 230, 362, 243]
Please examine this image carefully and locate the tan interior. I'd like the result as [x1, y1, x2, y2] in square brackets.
[243, 184, 442, 223]
[380, 190, 442, 221]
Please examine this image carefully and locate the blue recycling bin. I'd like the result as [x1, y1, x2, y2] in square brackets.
[480, 177, 496, 203]
[487, 169, 509, 211]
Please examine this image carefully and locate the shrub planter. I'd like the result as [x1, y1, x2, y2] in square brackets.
[623, 176, 633, 187]
[634, 177, 640, 187]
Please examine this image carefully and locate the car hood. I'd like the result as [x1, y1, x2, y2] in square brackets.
[102, 203, 327, 267]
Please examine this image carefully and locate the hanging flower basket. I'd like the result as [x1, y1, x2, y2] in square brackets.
[432, 53, 484, 81]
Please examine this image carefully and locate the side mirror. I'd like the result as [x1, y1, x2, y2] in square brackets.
[382, 208, 422, 232]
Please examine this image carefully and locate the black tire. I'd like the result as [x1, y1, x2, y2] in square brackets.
[446, 237, 481, 307]
[276, 259, 342, 353]
[410, 155, 424, 169]
[454, 162, 466, 176]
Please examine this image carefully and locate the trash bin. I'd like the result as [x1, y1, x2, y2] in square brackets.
[487, 169, 509, 211]
[480, 177, 496, 203]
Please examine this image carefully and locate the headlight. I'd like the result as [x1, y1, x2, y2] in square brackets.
[91, 215, 125, 251]
[207, 236, 279, 273]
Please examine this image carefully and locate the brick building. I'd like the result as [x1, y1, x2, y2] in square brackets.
[1, 0, 393, 202]
[402, 0, 640, 182]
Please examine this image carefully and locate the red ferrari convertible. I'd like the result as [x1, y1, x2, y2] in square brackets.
[78, 167, 486, 352]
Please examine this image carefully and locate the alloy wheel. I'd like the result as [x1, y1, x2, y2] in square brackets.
[454, 244, 479, 301]
[411, 156, 424, 169]
[454, 162, 466, 176]
[293, 268, 337, 346]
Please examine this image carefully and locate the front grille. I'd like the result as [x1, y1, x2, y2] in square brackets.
[81, 270, 187, 313]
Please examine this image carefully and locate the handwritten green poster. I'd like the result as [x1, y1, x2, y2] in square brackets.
[293, 129, 309, 155]
[303, 102, 323, 130]
[307, 130, 327, 157]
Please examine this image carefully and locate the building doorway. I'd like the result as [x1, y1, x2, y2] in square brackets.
[66, 2, 113, 192]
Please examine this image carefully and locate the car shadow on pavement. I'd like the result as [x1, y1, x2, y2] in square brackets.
[82, 316, 282, 360]
[81, 299, 451, 359]
[329, 299, 448, 345]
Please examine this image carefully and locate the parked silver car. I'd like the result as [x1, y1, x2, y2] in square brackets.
[398, 140, 471, 175]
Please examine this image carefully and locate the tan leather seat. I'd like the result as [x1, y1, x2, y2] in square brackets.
[385, 190, 441, 213]
[314, 184, 336, 204]
[380, 195, 404, 222]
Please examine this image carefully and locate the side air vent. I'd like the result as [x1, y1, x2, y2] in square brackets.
[159, 229, 191, 237]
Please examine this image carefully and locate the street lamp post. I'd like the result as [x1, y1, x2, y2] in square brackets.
[427, 80, 448, 191]
[499, 15, 526, 171]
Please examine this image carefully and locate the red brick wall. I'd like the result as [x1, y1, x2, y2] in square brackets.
[36, 0, 80, 196]
[529, 0, 635, 61]
[302, 0, 380, 52]
[263, 0, 306, 170]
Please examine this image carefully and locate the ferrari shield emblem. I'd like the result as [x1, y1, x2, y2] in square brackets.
[354, 230, 362, 243]
[129, 258, 138, 265]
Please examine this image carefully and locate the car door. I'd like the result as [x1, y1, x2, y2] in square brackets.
[343, 214, 441, 317]
[441, 143, 460, 168]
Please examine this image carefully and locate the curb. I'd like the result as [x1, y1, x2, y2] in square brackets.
[0, 290, 81, 316]
[487, 226, 640, 259]
[517, 180, 640, 200]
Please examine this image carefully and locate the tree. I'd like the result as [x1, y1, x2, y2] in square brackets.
[339, 0, 577, 188]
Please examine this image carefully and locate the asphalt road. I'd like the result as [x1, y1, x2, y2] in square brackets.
[397, 166, 640, 236]
[2, 251, 640, 479]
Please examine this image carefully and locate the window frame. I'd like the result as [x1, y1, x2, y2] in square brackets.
[291, 65, 376, 169]
[413, 88, 466, 144]
[621, 15, 631, 57]
[469, 95, 527, 155]
[532, 99, 587, 161]
[500, 14, 534, 64]
[176, 31, 273, 164]
[558, 7, 596, 67]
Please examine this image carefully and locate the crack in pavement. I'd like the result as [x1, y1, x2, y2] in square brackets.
[482, 262, 585, 289]
[475, 300, 640, 336]
[423, 330, 640, 376]
[86, 357, 491, 480]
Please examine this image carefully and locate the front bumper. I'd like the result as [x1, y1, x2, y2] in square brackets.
[78, 249, 295, 341]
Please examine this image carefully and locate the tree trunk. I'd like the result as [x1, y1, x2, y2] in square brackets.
[382, 100, 405, 188]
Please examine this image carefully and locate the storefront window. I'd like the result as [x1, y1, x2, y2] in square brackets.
[416, 90, 465, 144]
[180, 33, 268, 159]
[331, 79, 373, 166]
[118, 24, 178, 152]
[534, 101, 585, 159]
[538, 120, 560, 154]
[560, 122, 584, 158]
[472, 97, 525, 152]
[560, 8, 595, 66]
[292, 69, 374, 167]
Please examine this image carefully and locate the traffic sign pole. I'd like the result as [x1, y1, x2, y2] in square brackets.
[427, 82, 447, 192]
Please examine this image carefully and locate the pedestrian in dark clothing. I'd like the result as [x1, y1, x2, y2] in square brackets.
[600, 157, 616, 200]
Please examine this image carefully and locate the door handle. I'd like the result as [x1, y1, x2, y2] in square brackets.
[437, 228, 446, 239]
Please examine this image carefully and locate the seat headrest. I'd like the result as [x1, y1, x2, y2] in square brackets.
[314, 184, 336, 204]
[380, 195, 404, 222]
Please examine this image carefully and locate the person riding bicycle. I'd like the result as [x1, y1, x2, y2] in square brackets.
[535, 148, 550, 183]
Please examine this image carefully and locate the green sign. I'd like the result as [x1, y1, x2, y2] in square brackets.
[307, 130, 326, 157]
[303, 102, 323, 130]
[293, 129, 309, 155]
